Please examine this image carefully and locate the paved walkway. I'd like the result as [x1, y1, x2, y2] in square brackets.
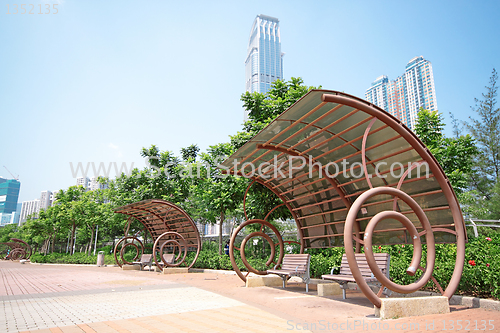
[1, 260, 500, 332]
[1, 262, 309, 333]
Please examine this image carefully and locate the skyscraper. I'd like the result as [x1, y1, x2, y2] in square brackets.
[244, 15, 284, 119]
[0, 177, 20, 214]
[365, 56, 438, 130]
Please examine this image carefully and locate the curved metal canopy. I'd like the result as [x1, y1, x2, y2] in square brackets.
[114, 199, 201, 252]
[221, 90, 466, 248]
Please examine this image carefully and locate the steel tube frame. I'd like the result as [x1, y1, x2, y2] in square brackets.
[223, 90, 465, 308]
[322, 93, 465, 306]
[114, 200, 201, 269]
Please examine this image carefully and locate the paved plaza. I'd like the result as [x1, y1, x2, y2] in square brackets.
[1, 261, 499, 333]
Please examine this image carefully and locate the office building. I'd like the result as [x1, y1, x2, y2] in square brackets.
[0, 177, 21, 215]
[365, 56, 438, 130]
[244, 14, 284, 120]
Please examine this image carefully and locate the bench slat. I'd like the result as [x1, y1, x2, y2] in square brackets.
[328, 253, 390, 280]
[322, 274, 378, 283]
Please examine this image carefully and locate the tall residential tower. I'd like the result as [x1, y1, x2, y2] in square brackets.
[244, 15, 284, 120]
[365, 56, 438, 130]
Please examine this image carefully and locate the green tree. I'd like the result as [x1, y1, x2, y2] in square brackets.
[0, 224, 18, 242]
[233, 78, 320, 149]
[109, 145, 193, 207]
[180, 144, 200, 162]
[415, 109, 477, 193]
[73, 190, 114, 255]
[192, 143, 247, 254]
[54, 186, 86, 255]
[466, 69, 500, 199]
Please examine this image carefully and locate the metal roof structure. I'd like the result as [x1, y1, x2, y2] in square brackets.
[114, 199, 201, 269]
[222, 90, 466, 307]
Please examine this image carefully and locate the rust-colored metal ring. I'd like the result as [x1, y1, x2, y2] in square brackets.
[240, 231, 276, 275]
[113, 236, 144, 268]
[9, 248, 25, 260]
[344, 186, 435, 308]
[159, 238, 187, 267]
[153, 231, 187, 268]
[364, 211, 431, 294]
[11, 238, 32, 260]
[159, 239, 183, 261]
[120, 242, 140, 265]
[229, 219, 284, 282]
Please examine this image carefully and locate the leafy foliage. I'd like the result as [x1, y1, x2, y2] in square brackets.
[466, 69, 500, 197]
[415, 109, 477, 192]
[232, 77, 320, 149]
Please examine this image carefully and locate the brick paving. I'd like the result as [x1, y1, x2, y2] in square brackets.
[0, 262, 312, 333]
[0, 264, 172, 296]
[1, 260, 499, 333]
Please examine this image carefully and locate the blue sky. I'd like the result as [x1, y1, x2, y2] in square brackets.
[1, 0, 499, 203]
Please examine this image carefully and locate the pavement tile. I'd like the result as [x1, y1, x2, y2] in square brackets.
[7, 260, 499, 333]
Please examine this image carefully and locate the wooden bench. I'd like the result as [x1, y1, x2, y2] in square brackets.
[267, 254, 311, 292]
[322, 253, 390, 299]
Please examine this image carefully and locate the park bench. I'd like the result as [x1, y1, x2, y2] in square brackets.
[133, 254, 175, 271]
[133, 254, 153, 271]
[155, 253, 175, 270]
[267, 254, 311, 292]
[322, 253, 390, 299]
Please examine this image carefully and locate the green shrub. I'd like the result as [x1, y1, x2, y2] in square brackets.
[307, 247, 344, 278]
[30, 252, 116, 265]
[366, 234, 500, 300]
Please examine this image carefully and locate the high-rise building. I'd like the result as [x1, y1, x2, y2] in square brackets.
[89, 177, 108, 191]
[40, 190, 52, 210]
[76, 177, 90, 189]
[0, 177, 20, 215]
[365, 56, 438, 130]
[75, 177, 107, 191]
[19, 199, 40, 226]
[50, 190, 59, 206]
[244, 14, 284, 120]
[19, 190, 59, 226]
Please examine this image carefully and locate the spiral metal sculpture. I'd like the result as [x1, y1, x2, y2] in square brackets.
[1, 239, 32, 260]
[153, 231, 188, 268]
[229, 180, 305, 282]
[113, 235, 145, 268]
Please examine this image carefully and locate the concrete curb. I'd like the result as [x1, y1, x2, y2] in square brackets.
[393, 290, 500, 311]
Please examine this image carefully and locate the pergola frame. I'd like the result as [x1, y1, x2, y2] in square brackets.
[114, 200, 201, 269]
[222, 90, 466, 308]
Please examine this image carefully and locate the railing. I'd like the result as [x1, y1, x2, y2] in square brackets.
[466, 219, 500, 237]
